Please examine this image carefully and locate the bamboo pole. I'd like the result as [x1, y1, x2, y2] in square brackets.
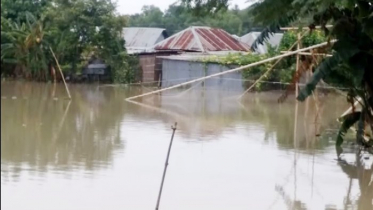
[50, 47, 72, 99]
[126, 40, 336, 101]
[156, 122, 177, 210]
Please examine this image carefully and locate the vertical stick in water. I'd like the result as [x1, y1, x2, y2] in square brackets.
[50, 47, 72, 99]
[156, 122, 177, 210]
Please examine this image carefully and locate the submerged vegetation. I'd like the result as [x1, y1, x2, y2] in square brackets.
[1, 0, 137, 83]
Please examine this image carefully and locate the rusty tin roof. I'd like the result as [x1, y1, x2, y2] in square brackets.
[154, 26, 250, 52]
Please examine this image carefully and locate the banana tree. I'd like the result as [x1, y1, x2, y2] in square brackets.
[1, 12, 50, 80]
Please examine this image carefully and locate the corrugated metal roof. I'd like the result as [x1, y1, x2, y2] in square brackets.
[240, 32, 283, 54]
[123, 27, 167, 49]
[154, 26, 250, 52]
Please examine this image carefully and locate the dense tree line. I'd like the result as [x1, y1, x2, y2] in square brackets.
[128, 4, 262, 36]
[1, 0, 137, 83]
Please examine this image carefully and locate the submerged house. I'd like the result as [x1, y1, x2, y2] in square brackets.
[153, 26, 251, 90]
[240, 32, 283, 54]
[157, 54, 246, 92]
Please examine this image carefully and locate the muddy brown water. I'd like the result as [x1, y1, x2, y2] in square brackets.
[1, 81, 372, 210]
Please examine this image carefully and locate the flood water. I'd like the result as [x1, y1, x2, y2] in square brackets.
[1, 81, 372, 210]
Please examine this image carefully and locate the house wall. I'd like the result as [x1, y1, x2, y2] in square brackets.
[161, 59, 245, 92]
[138, 54, 156, 83]
[138, 52, 177, 83]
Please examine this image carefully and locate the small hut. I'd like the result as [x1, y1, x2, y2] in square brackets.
[154, 26, 251, 88]
[82, 58, 110, 82]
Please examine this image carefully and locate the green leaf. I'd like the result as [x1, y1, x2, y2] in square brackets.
[336, 112, 361, 147]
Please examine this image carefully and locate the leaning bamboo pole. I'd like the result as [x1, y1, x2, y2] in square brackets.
[126, 40, 335, 101]
[50, 47, 72, 99]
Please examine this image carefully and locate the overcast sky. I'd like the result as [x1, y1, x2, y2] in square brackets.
[117, 0, 250, 15]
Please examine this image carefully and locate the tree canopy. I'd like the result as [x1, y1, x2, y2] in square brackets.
[1, 0, 136, 83]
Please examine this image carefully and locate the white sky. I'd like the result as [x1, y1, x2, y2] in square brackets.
[117, 0, 250, 15]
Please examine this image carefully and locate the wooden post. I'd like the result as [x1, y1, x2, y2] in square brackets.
[156, 123, 178, 210]
[50, 47, 72, 99]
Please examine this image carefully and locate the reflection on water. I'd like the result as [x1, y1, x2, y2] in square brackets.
[1, 81, 372, 210]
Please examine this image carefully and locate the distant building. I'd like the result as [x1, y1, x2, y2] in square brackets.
[151, 27, 251, 86]
[240, 32, 283, 54]
[82, 58, 110, 82]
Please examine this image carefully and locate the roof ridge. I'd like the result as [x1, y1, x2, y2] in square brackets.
[152, 27, 191, 50]
[191, 27, 205, 52]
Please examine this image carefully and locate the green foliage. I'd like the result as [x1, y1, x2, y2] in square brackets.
[278, 30, 326, 51]
[110, 54, 139, 84]
[1, 0, 136, 83]
[200, 53, 274, 90]
[1, 12, 51, 80]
